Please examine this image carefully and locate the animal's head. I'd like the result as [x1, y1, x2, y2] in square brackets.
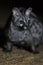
[12, 7, 32, 30]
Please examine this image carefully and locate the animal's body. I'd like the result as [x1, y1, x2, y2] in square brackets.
[3, 7, 43, 53]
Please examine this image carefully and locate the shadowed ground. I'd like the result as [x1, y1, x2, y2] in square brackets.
[0, 6, 43, 65]
[0, 45, 43, 65]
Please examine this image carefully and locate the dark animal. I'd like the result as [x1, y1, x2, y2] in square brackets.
[3, 7, 43, 53]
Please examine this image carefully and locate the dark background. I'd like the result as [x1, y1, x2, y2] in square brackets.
[0, 0, 43, 13]
[0, 0, 43, 28]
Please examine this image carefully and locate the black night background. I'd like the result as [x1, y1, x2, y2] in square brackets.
[0, 0, 43, 27]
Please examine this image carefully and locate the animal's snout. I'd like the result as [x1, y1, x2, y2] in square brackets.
[19, 20, 24, 26]
[19, 23, 23, 27]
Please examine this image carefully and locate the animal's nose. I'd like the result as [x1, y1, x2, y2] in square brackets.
[20, 24, 23, 27]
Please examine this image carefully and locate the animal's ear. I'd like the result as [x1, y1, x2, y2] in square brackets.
[12, 7, 21, 17]
[25, 7, 32, 16]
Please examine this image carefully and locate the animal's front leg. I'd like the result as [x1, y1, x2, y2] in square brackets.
[4, 41, 13, 52]
[31, 44, 39, 54]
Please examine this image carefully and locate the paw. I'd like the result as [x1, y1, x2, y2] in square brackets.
[3, 46, 12, 52]
[28, 47, 39, 54]
[32, 50, 39, 54]
[3, 49, 12, 52]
